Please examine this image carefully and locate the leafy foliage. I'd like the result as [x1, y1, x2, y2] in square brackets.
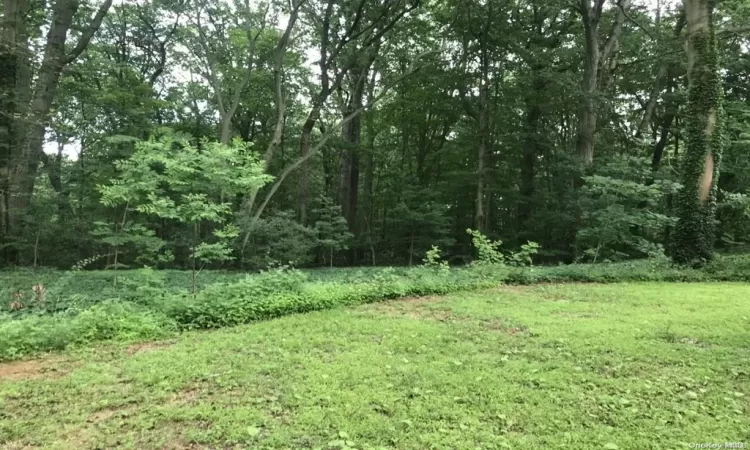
[97, 132, 272, 288]
[313, 196, 353, 267]
[4, 254, 750, 360]
[241, 211, 317, 269]
[577, 157, 680, 262]
[422, 245, 449, 272]
[466, 229, 504, 265]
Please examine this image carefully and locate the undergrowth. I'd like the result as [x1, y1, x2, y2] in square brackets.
[1, 255, 749, 361]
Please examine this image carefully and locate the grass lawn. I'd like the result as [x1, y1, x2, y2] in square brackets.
[1, 283, 749, 450]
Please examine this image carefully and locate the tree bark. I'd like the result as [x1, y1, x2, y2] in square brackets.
[636, 10, 686, 139]
[519, 74, 545, 231]
[651, 79, 679, 170]
[339, 59, 370, 234]
[475, 79, 489, 233]
[575, 0, 603, 167]
[298, 106, 320, 224]
[671, 0, 723, 264]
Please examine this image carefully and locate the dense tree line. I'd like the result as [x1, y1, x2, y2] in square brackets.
[0, 0, 748, 270]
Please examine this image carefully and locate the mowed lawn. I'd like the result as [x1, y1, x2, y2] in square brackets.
[1, 284, 749, 450]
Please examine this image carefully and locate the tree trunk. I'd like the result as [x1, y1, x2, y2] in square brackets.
[575, 0, 630, 167]
[519, 71, 545, 231]
[576, 6, 601, 167]
[362, 84, 376, 251]
[219, 115, 232, 145]
[637, 11, 686, 139]
[298, 105, 321, 224]
[1, 0, 111, 263]
[0, 0, 29, 261]
[475, 79, 489, 233]
[651, 80, 678, 170]
[339, 63, 368, 235]
[671, 0, 723, 264]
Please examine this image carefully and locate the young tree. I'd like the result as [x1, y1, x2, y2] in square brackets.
[313, 195, 352, 267]
[99, 132, 271, 290]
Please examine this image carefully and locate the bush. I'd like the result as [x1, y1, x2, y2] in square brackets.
[240, 211, 317, 269]
[0, 301, 177, 361]
[423, 246, 449, 272]
[155, 266, 499, 331]
[466, 229, 504, 265]
[576, 156, 680, 262]
[156, 267, 308, 329]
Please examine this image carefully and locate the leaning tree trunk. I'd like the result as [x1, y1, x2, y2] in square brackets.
[671, 0, 723, 264]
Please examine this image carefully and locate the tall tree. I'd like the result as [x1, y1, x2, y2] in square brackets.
[183, 0, 271, 144]
[574, 0, 631, 166]
[297, 0, 419, 225]
[672, 0, 723, 263]
[1, 0, 112, 261]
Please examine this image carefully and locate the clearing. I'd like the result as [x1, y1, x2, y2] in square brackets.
[1, 283, 749, 449]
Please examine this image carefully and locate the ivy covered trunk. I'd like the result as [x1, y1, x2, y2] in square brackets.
[671, 0, 723, 264]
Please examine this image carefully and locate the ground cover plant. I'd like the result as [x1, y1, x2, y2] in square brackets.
[1, 255, 750, 361]
[1, 283, 748, 449]
[2, 255, 750, 361]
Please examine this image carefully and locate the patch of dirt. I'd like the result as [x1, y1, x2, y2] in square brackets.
[0, 440, 43, 449]
[86, 404, 135, 423]
[163, 444, 212, 450]
[364, 296, 445, 318]
[480, 319, 529, 335]
[365, 299, 530, 335]
[400, 295, 442, 304]
[163, 386, 202, 406]
[557, 311, 601, 319]
[126, 341, 174, 356]
[0, 358, 69, 381]
[678, 337, 710, 348]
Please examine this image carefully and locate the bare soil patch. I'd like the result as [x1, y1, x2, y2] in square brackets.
[364, 297, 530, 335]
[0, 358, 69, 381]
[126, 341, 175, 356]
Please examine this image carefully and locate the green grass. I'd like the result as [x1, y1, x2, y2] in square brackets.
[2, 283, 748, 449]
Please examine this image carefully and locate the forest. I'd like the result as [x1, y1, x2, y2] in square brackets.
[0, 0, 747, 271]
[1, 1, 750, 448]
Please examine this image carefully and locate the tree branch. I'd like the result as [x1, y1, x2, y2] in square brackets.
[64, 0, 114, 64]
[601, 0, 630, 63]
[241, 50, 436, 249]
[617, 0, 656, 41]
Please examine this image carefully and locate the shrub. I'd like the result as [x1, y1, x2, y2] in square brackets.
[156, 267, 308, 329]
[4, 255, 750, 361]
[507, 241, 541, 266]
[466, 229, 504, 265]
[576, 156, 680, 262]
[423, 246, 449, 272]
[240, 211, 318, 269]
[0, 301, 177, 361]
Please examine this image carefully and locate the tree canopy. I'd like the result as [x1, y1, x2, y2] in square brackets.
[1, 0, 749, 269]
